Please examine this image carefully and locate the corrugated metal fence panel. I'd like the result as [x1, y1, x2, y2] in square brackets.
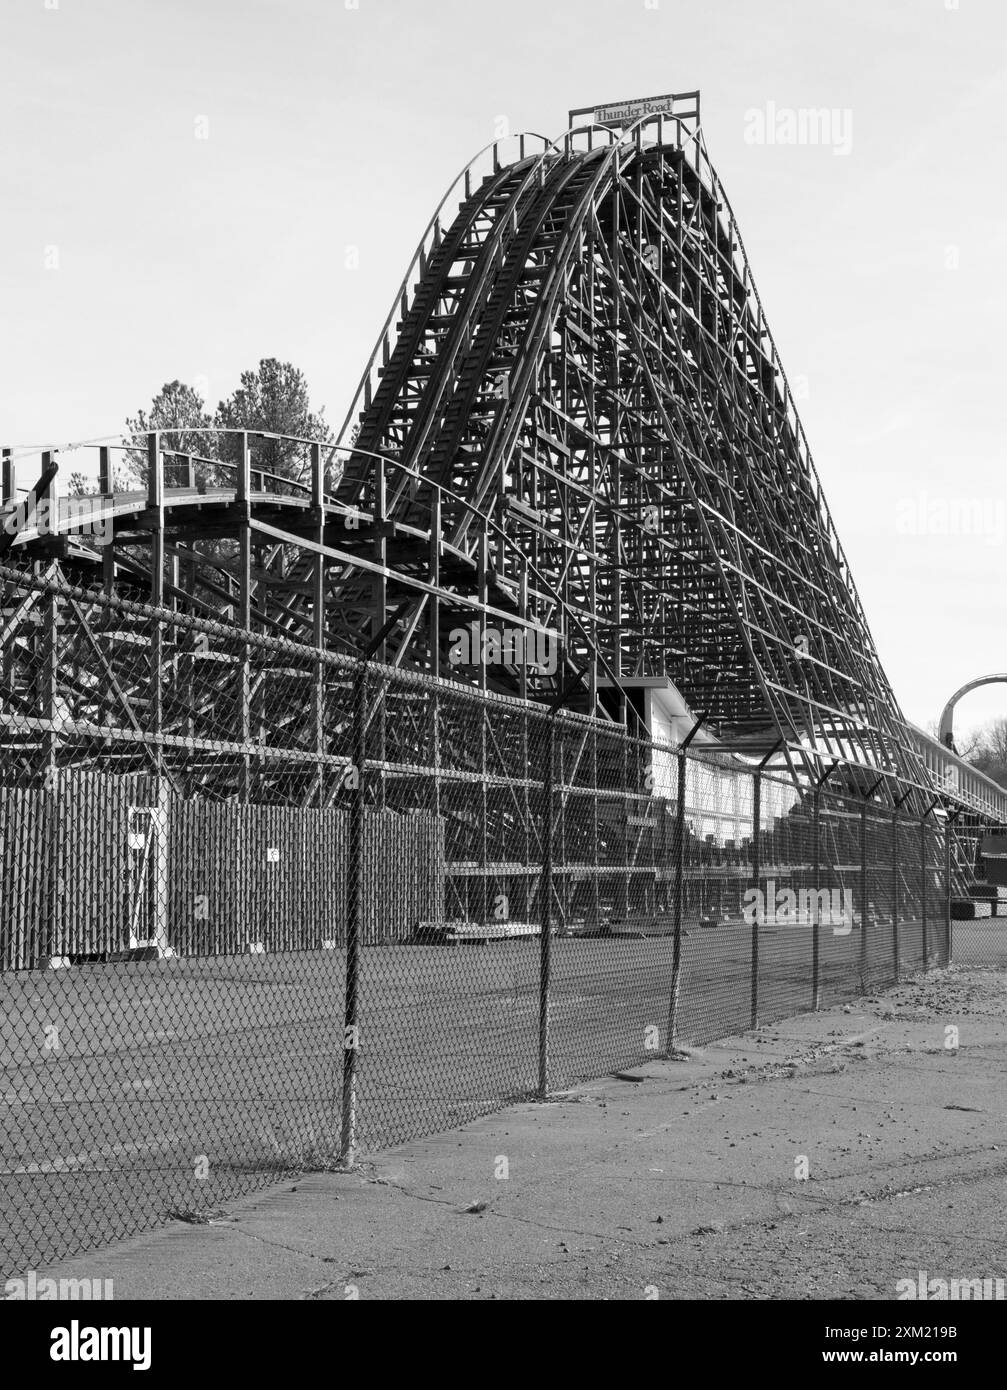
[0, 785, 46, 970]
[1, 776, 444, 967]
[0, 771, 157, 968]
[163, 800, 441, 956]
[359, 809, 446, 946]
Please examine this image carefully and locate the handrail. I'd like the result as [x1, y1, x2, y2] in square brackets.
[333, 130, 555, 449]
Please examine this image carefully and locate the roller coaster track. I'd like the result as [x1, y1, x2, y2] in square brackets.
[3, 100, 1005, 822]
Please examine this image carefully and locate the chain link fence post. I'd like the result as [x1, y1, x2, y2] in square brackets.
[41, 580, 60, 962]
[944, 812, 956, 964]
[892, 806, 901, 984]
[537, 713, 555, 1099]
[340, 658, 367, 1165]
[920, 812, 929, 967]
[812, 785, 821, 1010]
[750, 767, 761, 1029]
[667, 748, 686, 1050]
[860, 797, 869, 991]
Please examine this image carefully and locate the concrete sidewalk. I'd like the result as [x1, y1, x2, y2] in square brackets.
[42, 965, 1007, 1299]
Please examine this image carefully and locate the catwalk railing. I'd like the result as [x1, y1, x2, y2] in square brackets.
[0, 559, 956, 1274]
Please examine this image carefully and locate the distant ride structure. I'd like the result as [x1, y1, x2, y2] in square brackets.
[938, 674, 1007, 753]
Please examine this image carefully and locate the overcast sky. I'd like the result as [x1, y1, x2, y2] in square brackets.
[2, 0, 1005, 738]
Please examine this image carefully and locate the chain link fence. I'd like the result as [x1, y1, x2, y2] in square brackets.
[0, 557, 960, 1275]
[946, 814, 1007, 967]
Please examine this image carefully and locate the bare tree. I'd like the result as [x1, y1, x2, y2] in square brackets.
[966, 718, 1007, 789]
